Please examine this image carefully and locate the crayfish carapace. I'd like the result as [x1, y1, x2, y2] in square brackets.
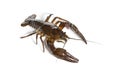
[20, 14, 87, 63]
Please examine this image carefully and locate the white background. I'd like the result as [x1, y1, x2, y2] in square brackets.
[0, 0, 120, 74]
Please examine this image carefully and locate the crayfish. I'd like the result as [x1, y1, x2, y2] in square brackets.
[20, 14, 87, 63]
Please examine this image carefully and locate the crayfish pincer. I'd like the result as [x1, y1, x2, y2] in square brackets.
[46, 38, 79, 63]
[20, 14, 87, 63]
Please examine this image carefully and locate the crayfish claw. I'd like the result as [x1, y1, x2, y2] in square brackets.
[53, 48, 79, 63]
[70, 24, 87, 44]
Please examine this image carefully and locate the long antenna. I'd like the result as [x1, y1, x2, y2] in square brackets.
[68, 37, 102, 45]
[68, 37, 82, 40]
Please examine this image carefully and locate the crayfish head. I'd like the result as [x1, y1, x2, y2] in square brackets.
[21, 21, 29, 27]
[21, 14, 36, 27]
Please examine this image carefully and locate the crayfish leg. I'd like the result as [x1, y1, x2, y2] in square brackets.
[40, 36, 45, 52]
[45, 14, 53, 22]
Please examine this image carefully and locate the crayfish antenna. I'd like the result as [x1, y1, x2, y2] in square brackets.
[68, 37, 101, 45]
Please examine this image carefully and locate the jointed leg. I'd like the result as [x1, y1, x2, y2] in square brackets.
[45, 14, 53, 22]
[36, 34, 38, 44]
[35, 30, 45, 52]
[40, 36, 45, 52]
[56, 40, 66, 48]
[45, 14, 69, 29]
[51, 16, 68, 23]
[35, 27, 43, 44]
[54, 21, 65, 30]
[58, 22, 66, 30]
[45, 14, 67, 23]
[51, 17, 70, 29]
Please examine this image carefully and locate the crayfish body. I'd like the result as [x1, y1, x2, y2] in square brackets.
[21, 14, 87, 63]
